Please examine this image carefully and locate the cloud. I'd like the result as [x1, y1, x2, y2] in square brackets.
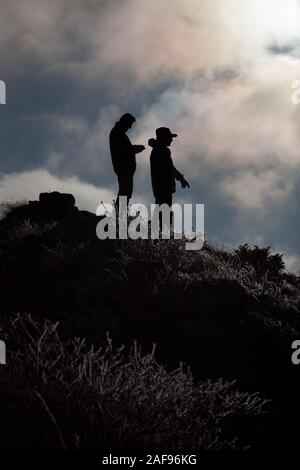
[2, 0, 300, 83]
[134, 59, 300, 209]
[42, 105, 121, 186]
[1, 0, 300, 269]
[0, 169, 113, 214]
[222, 169, 294, 211]
[283, 253, 300, 272]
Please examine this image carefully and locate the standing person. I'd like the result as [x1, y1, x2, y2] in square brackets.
[149, 127, 190, 231]
[109, 113, 145, 210]
[149, 127, 189, 206]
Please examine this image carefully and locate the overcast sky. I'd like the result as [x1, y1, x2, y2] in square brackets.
[0, 0, 300, 271]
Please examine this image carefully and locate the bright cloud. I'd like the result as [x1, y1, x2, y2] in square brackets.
[0, 170, 113, 214]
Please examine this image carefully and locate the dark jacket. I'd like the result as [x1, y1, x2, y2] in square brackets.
[149, 139, 183, 197]
[109, 122, 136, 175]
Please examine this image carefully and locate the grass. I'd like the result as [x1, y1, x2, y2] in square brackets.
[0, 199, 299, 451]
[0, 314, 268, 451]
[115, 237, 297, 300]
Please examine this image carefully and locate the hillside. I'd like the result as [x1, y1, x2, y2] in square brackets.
[0, 191, 299, 451]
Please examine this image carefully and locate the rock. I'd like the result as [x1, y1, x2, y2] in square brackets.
[37, 191, 78, 220]
[0, 193, 79, 236]
[39, 192, 75, 207]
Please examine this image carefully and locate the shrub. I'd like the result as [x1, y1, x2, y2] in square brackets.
[0, 314, 268, 451]
[0, 200, 27, 218]
[235, 244, 285, 280]
[115, 237, 286, 299]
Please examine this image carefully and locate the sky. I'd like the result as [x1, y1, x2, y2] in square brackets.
[0, 0, 300, 271]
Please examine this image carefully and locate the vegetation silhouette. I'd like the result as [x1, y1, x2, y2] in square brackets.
[0, 192, 299, 451]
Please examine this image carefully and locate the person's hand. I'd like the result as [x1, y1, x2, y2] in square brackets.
[133, 144, 145, 154]
[180, 176, 190, 189]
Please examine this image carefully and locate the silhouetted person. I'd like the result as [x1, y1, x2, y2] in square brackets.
[149, 127, 189, 206]
[149, 127, 189, 231]
[109, 113, 145, 210]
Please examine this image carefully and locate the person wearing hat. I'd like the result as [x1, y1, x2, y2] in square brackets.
[149, 127, 190, 208]
[109, 113, 145, 210]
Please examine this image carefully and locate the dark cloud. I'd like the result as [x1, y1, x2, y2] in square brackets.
[268, 41, 300, 57]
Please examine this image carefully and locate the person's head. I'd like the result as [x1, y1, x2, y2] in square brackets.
[155, 127, 177, 147]
[118, 113, 136, 131]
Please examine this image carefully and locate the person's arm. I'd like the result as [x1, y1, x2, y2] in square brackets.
[173, 167, 183, 180]
[173, 166, 190, 188]
[133, 144, 145, 154]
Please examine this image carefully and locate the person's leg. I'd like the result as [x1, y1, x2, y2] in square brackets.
[116, 173, 133, 212]
[154, 193, 173, 233]
[155, 194, 172, 206]
[166, 194, 173, 230]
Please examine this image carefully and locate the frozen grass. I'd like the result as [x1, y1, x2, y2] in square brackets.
[0, 314, 268, 451]
[116, 237, 297, 301]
